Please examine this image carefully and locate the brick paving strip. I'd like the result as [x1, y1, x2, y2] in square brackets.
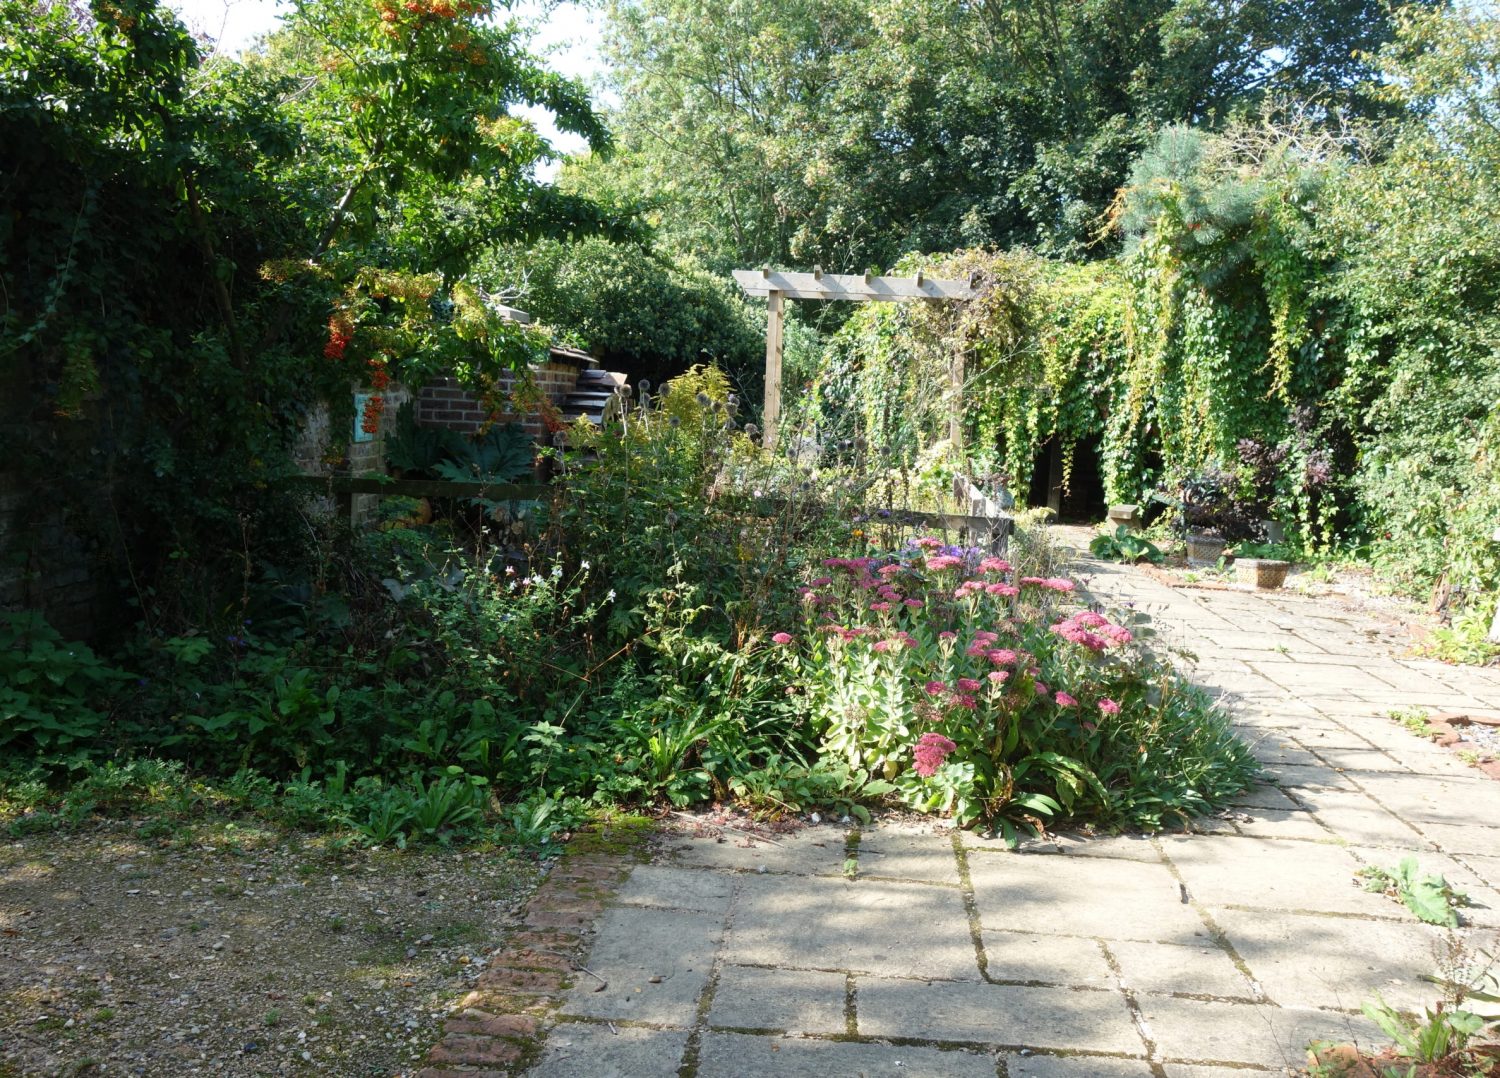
[419, 546, 1500, 1077]
[413, 820, 654, 1077]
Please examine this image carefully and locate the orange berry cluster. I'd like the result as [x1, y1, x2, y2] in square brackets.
[366, 356, 391, 391]
[374, 0, 489, 22]
[361, 394, 386, 435]
[324, 314, 354, 361]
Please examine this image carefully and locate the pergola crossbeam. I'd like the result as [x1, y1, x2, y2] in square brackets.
[732, 268, 975, 452]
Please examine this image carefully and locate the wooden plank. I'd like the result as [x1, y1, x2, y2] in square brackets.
[733, 269, 975, 302]
[764, 289, 784, 453]
[286, 475, 550, 500]
[948, 347, 964, 456]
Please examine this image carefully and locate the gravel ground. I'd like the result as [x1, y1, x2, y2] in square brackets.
[0, 821, 545, 1077]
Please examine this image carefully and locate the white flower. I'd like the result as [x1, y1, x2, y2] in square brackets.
[605, 589, 616, 602]
[580, 560, 591, 570]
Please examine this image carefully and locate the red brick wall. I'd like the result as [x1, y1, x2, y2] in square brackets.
[417, 360, 583, 439]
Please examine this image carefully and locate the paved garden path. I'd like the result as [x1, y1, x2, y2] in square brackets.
[523, 552, 1500, 1078]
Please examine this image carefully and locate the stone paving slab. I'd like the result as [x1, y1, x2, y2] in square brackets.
[1140, 996, 1382, 1069]
[856, 825, 961, 884]
[527, 1023, 689, 1078]
[660, 824, 850, 874]
[980, 928, 1114, 987]
[708, 964, 849, 1034]
[855, 978, 1143, 1053]
[727, 873, 980, 981]
[514, 539, 1500, 1076]
[967, 850, 1206, 941]
[1108, 939, 1254, 1000]
[695, 1032, 998, 1077]
[1008, 1055, 1156, 1077]
[557, 906, 721, 1025]
[1209, 906, 1442, 1011]
[613, 864, 734, 913]
[1162, 835, 1397, 916]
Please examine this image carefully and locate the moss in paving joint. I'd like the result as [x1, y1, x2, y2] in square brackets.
[843, 971, 858, 1037]
[950, 832, 992, 981]
[1150, 838, 1269, 1004]
[676, 856, 739, 1078]
[1096, 938, 1168, 1072]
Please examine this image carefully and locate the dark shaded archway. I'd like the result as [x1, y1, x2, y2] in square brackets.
[1026, 435, 1107, 523]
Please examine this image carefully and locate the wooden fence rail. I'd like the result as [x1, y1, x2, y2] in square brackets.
[286, 473, 1012, 552]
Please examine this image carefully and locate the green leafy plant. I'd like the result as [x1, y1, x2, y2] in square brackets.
[0, 613, 128, 754]
[1391, 708, 1435, 739]
[785, 540, 1258, 840]
[728, 754, 895, 823]
[1090, 525, 1165, 565]
[1361, 995, 1485, 1063]
[1358, 857, 1469, 927]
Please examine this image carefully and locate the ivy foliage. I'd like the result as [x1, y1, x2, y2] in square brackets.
[816, 8, 1500, 628]
[0, 0, 617, 629]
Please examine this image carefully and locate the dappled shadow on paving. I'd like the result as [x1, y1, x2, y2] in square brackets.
[522, 541, 1500, 1076]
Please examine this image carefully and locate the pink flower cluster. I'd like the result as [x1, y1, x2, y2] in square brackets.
[1020, 576, 1077, 592]
[912, 732, 957, 777]
[1049, 610, 1133, 651]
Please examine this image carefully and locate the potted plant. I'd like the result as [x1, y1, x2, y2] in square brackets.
[1178, 468, 1239, 568]
[1230, 542, 1293, 589]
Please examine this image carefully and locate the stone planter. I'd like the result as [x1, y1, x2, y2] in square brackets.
[1185, 533, 1227, 568]
[1107, 504, 1142, 532]
[1236, 558, 1290, 590]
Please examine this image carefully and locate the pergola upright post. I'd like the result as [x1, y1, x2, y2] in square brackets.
[764, 288, 784, 453]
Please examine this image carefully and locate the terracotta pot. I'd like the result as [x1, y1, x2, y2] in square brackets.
[1185, 534, 1227, 568]
[1236, 558, 1290, 589]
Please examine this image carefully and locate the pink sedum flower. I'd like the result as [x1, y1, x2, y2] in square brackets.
[987, 648, 1018, 666]
[924, 680, 948, 696]
[1098, 698, 1121, 715]
[978, 557, 1012, 574]
[869, 601, 892, 612]
[956, 678, 982, 693]
[1043, 577, 1077, 592]
[987, 671, 1009, 685]
[926, 555, 964, 571]
[1055, 691, 1077, 707]
[771, 632, 794, 645]
[912, 732, 957, 777]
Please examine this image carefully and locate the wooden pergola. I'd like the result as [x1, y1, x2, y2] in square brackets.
[732, 268, 976, 452]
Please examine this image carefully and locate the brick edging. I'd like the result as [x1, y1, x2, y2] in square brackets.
[414, 819, 653, 1076]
